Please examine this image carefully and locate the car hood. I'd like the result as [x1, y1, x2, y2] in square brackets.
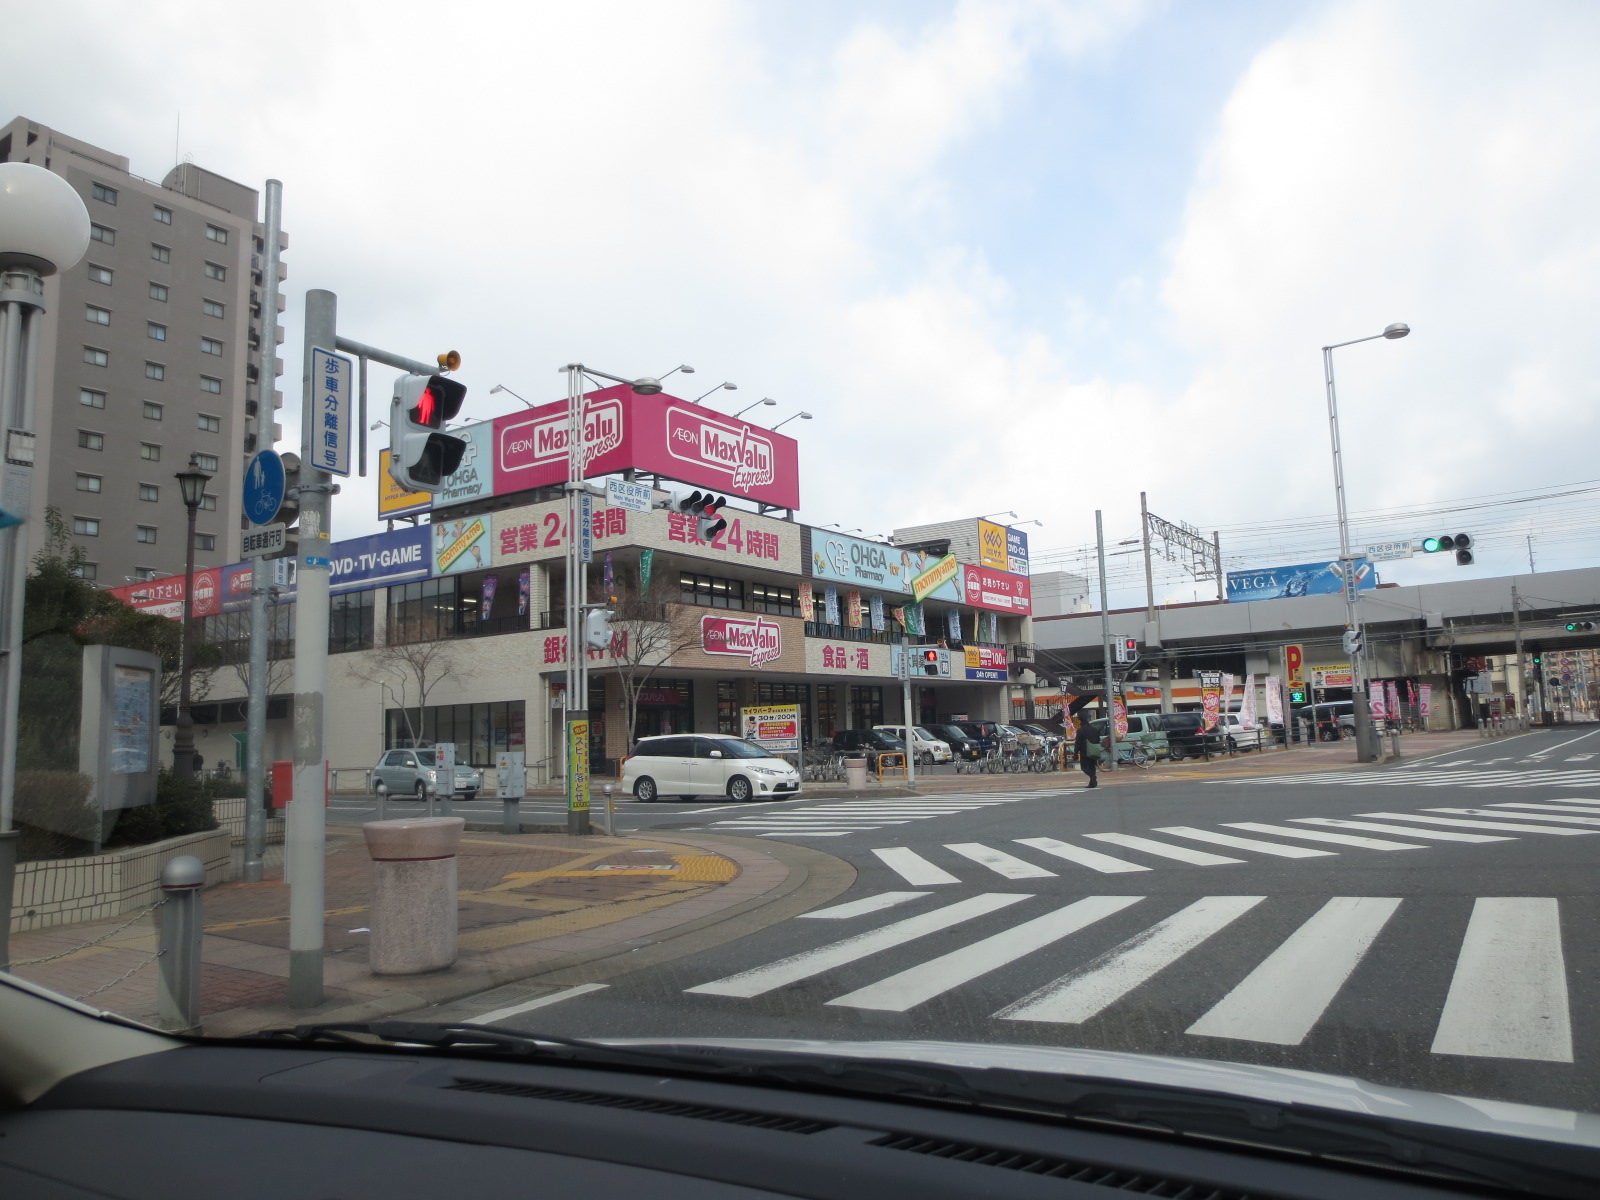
[610, 1037, 1600, 1149]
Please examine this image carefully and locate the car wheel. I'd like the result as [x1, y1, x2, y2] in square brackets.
[460, 791, 477, 802]
[633, 776, 658, 803]
[727, 776, 753, 802]
[413, 782, 427, 801]
[917, 751, 933, 767]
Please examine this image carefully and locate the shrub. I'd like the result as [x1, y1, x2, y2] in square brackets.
[104, 772, 218, 849]
[14, 770, 97, 861]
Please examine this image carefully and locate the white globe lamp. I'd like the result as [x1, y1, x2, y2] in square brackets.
[0, 162, 91, 275]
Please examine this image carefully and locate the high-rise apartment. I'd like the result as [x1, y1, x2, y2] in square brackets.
[0, 117, 286, 586]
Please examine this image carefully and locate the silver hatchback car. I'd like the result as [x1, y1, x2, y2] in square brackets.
[371, 748, 483, 801]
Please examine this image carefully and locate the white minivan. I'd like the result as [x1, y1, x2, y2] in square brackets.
[873, 725, 953, 765]
[623, 734, 801, 802]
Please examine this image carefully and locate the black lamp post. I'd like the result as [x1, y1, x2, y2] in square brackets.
[172, 454, 212, 779]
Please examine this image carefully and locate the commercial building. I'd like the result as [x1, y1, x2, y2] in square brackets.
[0, 116, 286, 584]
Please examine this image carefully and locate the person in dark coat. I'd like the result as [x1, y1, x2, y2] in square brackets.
[1073, 722, 1099, 789]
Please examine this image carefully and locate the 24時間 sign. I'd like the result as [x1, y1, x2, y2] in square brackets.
[487, 386, 800, 510]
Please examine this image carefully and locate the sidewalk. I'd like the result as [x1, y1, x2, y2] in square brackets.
[7, 825, 848, 1037]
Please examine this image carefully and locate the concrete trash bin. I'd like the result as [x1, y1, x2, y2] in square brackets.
[362, 816, 465, 975]
[844, 756, 868, 789]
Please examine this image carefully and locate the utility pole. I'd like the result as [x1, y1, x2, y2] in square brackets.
[1511, 583, 1526, 731]
[561, 366, 591, 836]
[243, 178, 284, 883]
[1212, 531, 1224, 602]
[1140, 492, 1155, 622]
[900, 633, 916, 788]
[1096, 510, 1118, 770]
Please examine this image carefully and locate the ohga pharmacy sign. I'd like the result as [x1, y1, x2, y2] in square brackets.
[702, 614, 782, 668]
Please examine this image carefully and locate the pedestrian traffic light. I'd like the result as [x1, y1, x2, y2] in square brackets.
[1112, 636, 1138, 664]
[921, 648, 940, 676]
[389, 373, 469, 491]
[1341, 628, 1364, 656]
[1566, 621, 1596, 632]
[582, 607, 615, 650]
[1421, 533, 1474, 566]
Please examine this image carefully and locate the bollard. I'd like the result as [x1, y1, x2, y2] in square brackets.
[362, 817, 464, 975]
[602, 783, 615, 837]
[1389, 728, 1401, 759]
[157, 855, 206, 1034]
[844, 756, 868, 789]
[501, 796, 519, 835]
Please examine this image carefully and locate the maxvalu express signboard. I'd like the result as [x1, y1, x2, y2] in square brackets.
[1225, 559, 1377, 603]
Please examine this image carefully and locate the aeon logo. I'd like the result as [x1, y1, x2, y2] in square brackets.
[702, 614, 782, 668]
[500, 398, 624, 472]
[666, 407, 775, 490]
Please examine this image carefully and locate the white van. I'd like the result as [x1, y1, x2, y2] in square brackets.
[874, 725, 954, 765]
[623, 734, 800, 802]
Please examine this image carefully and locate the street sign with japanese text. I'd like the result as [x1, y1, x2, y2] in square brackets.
[606, 477, 652, 513]
[240, 522, 287, 559]
[1365, 539, 1415, 563]
[310, 347, 353, 477]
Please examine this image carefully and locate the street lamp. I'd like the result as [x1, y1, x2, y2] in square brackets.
[770, 411, 812, 431]
[0, 162, 91, 967]
[694, 382, 736, 403]
[1322, 321, 1409, 763]
[171, 455, 213, 780]
[489, 383, 530, 407]
[732, 397, 777, 419]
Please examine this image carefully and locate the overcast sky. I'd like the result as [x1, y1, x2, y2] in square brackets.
[13, 0, 1600, 607]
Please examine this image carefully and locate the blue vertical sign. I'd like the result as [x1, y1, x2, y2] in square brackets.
[310, 347, 353, 477]
[578, 492, 593, 564]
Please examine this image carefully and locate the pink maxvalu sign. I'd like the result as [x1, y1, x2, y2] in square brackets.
[701, 614, 782, 668]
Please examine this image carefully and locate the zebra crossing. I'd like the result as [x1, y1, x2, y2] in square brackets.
[860, 798, 1600, 883]
[696, 789, 1080, 837]
[1224, 766, 1600, 789]
[687, 891, 1577, 1062]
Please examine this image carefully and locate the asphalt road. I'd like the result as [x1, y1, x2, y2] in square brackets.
[410, 725, 1600, 1113]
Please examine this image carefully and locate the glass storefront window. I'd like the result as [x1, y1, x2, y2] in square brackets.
[384, 700, 525, 768]
[848, 685, 883, 730]
[816, 684, 838, 741]
[717, 680, 739, 735]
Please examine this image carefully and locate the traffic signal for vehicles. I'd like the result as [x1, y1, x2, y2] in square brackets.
[1421, 533, 1474, 566]
[670, 489, 727, 541]
[1567, 621, 1596, 632]
[583, 607, 615, 651]
[389, 373, 468, 491]
[921, 648, 940, 676]
[1532, 649, 1543, 666]
[1341, 628, 1364, 656]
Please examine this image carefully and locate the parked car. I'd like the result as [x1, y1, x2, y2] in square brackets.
[371, 748, 483, 801]
[1156, 712, 1213, 760]
[832, 728, 908, 771]
[1212, 713, 1266, 751]
[1300, 701, 1357, 741]
[922, 723, 982, 761]
[953, 721, 1005, 755]
[1084, 714, 1170, 759]
[874, 725, 953, 765]
[623, 734, 800, 802]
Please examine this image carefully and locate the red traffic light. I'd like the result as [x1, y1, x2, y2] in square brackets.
[1123, 638, 1137, 651]
[922, 649, 939, 663]
[408, 375, 466, 430]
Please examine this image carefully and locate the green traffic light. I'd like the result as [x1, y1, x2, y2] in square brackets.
[1422, 537, 1442, 553]
[1568, 623, 1579, 632]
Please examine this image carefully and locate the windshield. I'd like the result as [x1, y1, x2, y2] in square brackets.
[6, 4, 1597, 1174]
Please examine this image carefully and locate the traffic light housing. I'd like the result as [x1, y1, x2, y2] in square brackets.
[921, 648, 940, 676]
[1566, 621, 1596, 632]
[1112, 637, 1138, 664]
[1342, 628, 1364, 656]
[389, 374, 469, 491]
[671, 489, 727, 541]
[583, 608, 615, 651]
[1421, 532, 1474, 566]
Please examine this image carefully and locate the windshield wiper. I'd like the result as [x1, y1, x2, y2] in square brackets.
[243, 1025, 1596, 1197]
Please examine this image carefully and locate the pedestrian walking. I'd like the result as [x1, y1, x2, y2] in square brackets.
[1074, 722, 1100, 789]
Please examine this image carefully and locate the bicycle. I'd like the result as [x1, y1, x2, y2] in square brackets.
[1112, 743, 1152, 767]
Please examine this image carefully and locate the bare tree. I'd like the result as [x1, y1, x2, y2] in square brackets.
[345, 637, 459, 747]
[604, 572, 704, 754]
[210, 609, 293, 701]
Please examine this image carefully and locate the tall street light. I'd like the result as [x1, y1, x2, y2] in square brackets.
[1323, 321, 1409, 763]
[171, 455, 213, 779]
[770, 410, 812, 431]
[0, 162, 90, 967]
[732, 397, 777, 419]
[694, 382, 736, 403]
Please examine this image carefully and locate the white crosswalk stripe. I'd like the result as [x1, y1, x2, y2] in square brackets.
[1423, 806, 1600, 827]
[1355, 811, 1597, 835]
[945, 843, 1057, 879]
[1151, 825, 1336, 858]
[1223, 767, 1600, 789]
[1219, 822, 1427, 851]
[1290, 816, 1512, 842]
[873, 847, 961, 886]
[1488, 801, 1600, 815]
[1082, 832, 1244, 866]
[686, 894, 1581, 1064]
[701, 790, 1074, 837]
[1015, 836, 1151, 874]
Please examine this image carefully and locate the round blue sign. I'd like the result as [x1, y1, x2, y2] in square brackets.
[242, 450, 286, 526]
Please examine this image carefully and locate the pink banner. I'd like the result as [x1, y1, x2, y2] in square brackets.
[1201, 688, 1221, 730]
[1239, 673, 1257, 727]
[960, 564, 1033, 615]
[1368, 681, 1387, 720]
[1418, 684, 1433, 719]
[1265, 676, 1284, 725]
[1385, 680, 1401, 720]
[1112, 696, 1128, 739]
[106, 567, 222, 618]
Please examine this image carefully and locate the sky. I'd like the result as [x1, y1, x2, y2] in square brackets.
[10, 0, 1600, 608]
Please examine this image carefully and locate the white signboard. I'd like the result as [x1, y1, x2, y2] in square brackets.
[240, 522, 287, 559]
[606, 477, 652, 513]
[309, 347, 354, 477]
[1365, 539, 1414, 563]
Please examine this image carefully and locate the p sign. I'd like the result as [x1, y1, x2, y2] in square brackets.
[1284, 644, 1304, 685]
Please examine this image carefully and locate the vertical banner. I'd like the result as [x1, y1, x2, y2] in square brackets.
[799, 582, 815, 622]
[1201, 688, 1221, 730]
[845, 589, 862, 629]
[1369, 681, 1387, 721]
[518, 567, 530, 617]
[1221, 673, 1236, 713]
[947, 608, 962, 642]
[1112, 695, 1129, 739]
[870, 594, 885, 633]
[824, 586, 840, 626]
[905, 600, 924, 636]
[639, 548, 654, 593]
[603, 550, 615, 599]
[1240, 673, 1257, 727]
[1385, 680, 1401, 723]
[567, 720, 590, 813]
[1419, 684, 1433, 720]
[481, 573, 498, 612]
[1265, 676, 1284, 725]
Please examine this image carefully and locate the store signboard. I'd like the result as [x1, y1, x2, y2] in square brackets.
[430, 420, 494, 507]
[963, 644, 1008, 681]
[433, 514, 493, 576]
[962, 564, 1032, 614]
[1006, 526, 1030, 575]
[810, 532, 963, 600]
[978, 519, 1008, 571]
[1226, 559, 1376, 602]
[701, 613, 783, 667]
[741, 704, 800, 752]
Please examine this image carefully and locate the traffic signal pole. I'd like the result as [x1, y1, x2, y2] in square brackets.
[901, 634, 916, 789]
[1095, 510, 1118, 771]
[562, 366, 591, 836]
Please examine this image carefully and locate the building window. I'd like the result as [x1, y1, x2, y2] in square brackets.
[199, 375, 221, 394]
[136, 525, 157, 544]
[91, 182, 118, 205]
[73, 563, 98, 581]
[147, 322, 166, 340]
[75, 474, 102, 493]
[79, 388, 106, 409]
[198, 494, 216, 511]
[203, 261, 225, 281]
[149, 282, 168, 302]
[145, 362, 164, 380]
[77, 430, 104, 451]
[205, 224, 228, 244]
[679, 571, 746, 610]
[202, 299, 224, 318]
[717, 680, 740, 735]
[387, 577, 459, 644]
[140, 442, 160, 461]
[139, 484, 160, 502]
[816, 684, 839, 741]
[200, 336, 223, 356]
[749, 581, 799, 617]
[848, 685, 884, 730]
[73, 517, 99, 536]
[194, 453, 218, 471]
[143, 401, 163, 420]
[90, 224, 114, 245]
[87, 264, 112, 285]
[329, 590, 376, 654]
[85, 305, 111, 325]
[197, 413, 220, 432]
[83, 346, 108, 367]
[153, 205, 172, 224]
[195, 533, 216, 551]
[134, 567, 160, 581]
[151, 243, 170, 263]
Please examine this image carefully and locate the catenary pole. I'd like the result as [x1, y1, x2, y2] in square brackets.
[564, 365, 590, 835]
[1096, 510, 1117, 771]
[288, 288, 336, 1007]
[1140, 491, 1155, 622]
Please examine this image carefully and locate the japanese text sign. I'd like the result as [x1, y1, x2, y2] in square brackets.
[309, 347, 352, 477]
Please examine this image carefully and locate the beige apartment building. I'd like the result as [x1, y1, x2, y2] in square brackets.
[0, 117, 286, 585]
